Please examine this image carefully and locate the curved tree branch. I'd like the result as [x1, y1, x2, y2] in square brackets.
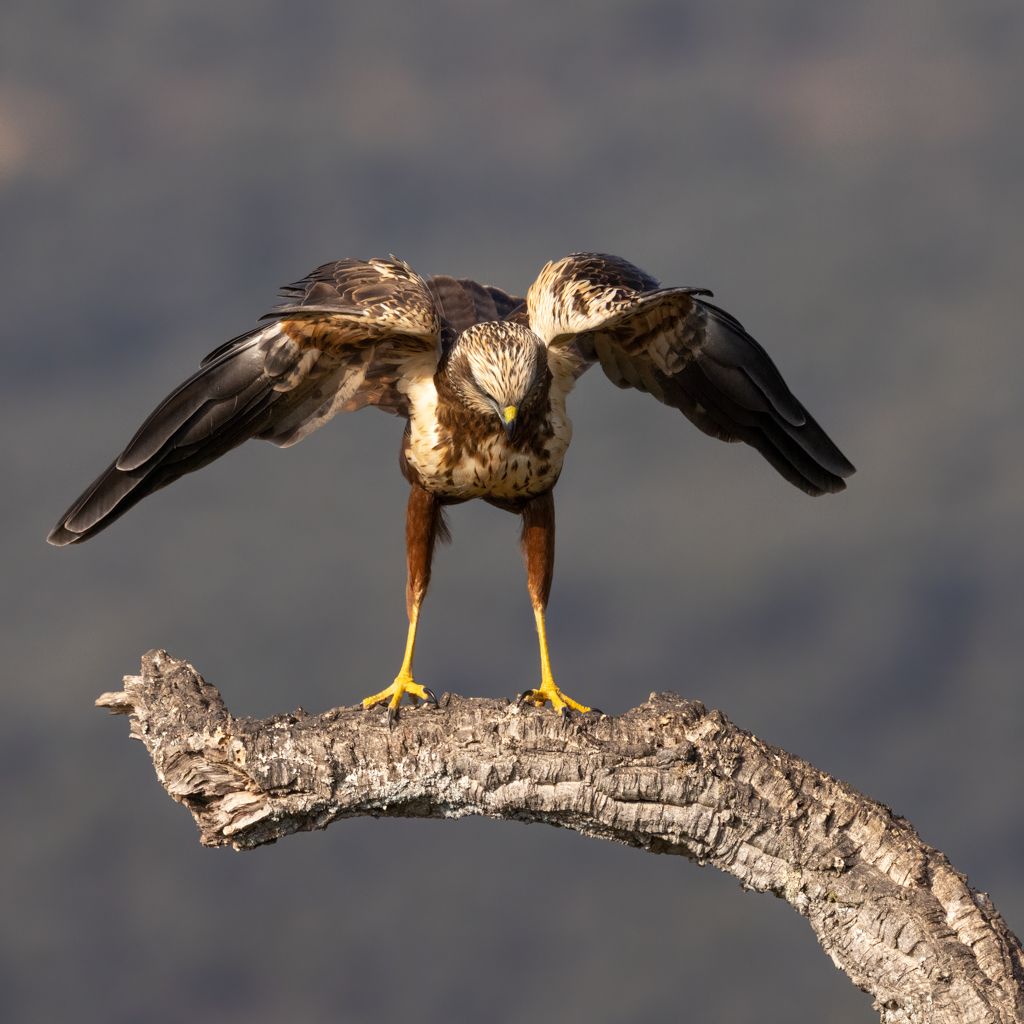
[98, 650, 1024, 1024]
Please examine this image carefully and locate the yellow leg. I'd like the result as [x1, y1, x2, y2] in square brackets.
[518, 607, 591, 715]
[362, 604, 438, 722]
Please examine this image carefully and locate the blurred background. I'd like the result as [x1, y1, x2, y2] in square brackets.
[2, 1, 1023, 1021]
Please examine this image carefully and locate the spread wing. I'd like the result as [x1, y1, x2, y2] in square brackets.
[48, 257, 441, 546]
[527, 253, 855, 496]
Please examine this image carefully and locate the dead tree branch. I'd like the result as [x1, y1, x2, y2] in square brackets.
[98, 650, 1024, 1024]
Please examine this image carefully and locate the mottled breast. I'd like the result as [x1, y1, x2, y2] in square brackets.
[401, 334, 576, 504]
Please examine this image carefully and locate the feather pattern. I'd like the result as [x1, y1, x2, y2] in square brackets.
[49, 259, 442, 544]
[526, 252, 855, 495]
[402, 321, 571, 509]
[48, 250, 854, 549]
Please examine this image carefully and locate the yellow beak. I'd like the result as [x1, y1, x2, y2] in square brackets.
[502, 404, 518, 440]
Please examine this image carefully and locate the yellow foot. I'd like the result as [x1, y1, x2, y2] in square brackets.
[362, 674, 439, 727]
[517, 681, 593, 717]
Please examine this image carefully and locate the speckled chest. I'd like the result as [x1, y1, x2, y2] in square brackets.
[402, 368, 573, 503]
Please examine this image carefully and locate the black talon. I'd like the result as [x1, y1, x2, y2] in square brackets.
[559, 705, 572, 720]
[387, 706, 397, 730]
[516, 690, 534, 707]
[423, 687, 440, 708]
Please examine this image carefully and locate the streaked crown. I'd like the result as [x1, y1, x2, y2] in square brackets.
[446, 321, 547, 420]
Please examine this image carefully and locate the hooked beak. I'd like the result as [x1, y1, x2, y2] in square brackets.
[501, 404, 518, 440]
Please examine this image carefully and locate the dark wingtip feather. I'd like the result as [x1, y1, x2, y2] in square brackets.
[47, 457, 161, 546]
[48, 345, 280, 547]
[47, 524, 78, 546]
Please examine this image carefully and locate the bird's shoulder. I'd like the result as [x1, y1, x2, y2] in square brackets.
[264, 256, 441, 344]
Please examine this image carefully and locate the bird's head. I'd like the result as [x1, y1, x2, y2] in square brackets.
[447, 321, 549, 440]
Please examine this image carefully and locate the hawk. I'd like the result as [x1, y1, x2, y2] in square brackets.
[49, 253, 855, 719]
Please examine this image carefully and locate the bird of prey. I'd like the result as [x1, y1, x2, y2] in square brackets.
[49, 252, 855, 719]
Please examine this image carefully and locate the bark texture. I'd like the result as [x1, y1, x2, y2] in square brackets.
[98, 650, 1024, 1024]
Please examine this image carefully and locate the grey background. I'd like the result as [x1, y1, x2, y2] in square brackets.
[3, 2, 1023, 1021]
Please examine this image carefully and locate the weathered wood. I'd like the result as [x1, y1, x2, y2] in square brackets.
[99, 650, 1024, 1024]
